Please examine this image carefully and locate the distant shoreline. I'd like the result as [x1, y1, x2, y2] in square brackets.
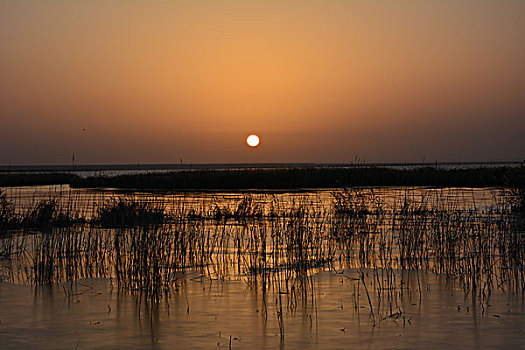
[0, 160, 523, 173]
[1, 165, 524, 190]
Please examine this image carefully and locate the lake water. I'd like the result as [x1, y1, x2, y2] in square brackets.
[0, 186, 524, 349]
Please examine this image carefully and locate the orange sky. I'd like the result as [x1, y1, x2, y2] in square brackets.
[1, 0, 524, 165]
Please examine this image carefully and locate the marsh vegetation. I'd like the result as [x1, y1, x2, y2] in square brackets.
[2, 166, 524, 189]
[0, 185, 524, 348]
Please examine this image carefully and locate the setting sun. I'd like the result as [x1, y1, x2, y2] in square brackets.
[246, 134, 260, 147]
[1, 2, 524, 348]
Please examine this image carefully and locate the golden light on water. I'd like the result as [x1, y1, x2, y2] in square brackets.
[246, 134, 260, 148]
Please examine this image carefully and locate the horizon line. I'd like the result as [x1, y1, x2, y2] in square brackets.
[1, 160, 524, 173]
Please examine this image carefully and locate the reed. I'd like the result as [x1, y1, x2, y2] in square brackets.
[92, 197, 166, 227]
[0, 190, 15, 229]
[1, 186, 523, 330]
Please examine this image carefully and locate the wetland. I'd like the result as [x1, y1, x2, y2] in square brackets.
[0, 183, 524, 349]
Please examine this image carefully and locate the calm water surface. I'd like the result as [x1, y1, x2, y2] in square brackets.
[1, 273, 524, 349]
[0, 186, 524, 349]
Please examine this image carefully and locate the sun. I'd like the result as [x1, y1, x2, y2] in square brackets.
[246, 134, 260, 147]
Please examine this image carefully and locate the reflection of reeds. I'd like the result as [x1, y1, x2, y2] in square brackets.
[0, 187, 524, 330]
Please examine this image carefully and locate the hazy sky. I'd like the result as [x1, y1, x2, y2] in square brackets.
[1, 0, 524, 165]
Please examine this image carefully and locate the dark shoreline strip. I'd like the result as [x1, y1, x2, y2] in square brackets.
[70, 166, 525, 190]
[0, 173, 76, 187]
[1, 166, 524, 189]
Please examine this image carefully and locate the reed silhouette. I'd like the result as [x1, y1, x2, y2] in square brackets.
[1, 187, 523, 335]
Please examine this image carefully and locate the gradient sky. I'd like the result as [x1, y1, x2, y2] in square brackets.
[1, 0, 524, 165]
